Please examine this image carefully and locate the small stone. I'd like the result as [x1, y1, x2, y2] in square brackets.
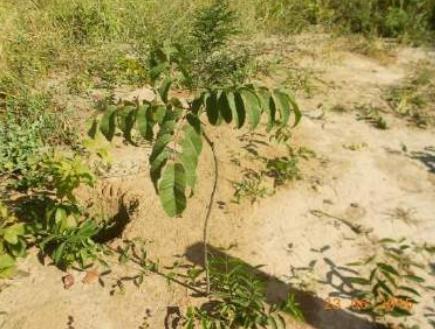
[82, 269, 99, 284]
[62, 274, 74, 289]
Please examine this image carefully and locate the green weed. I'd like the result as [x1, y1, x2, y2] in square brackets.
[283, 67, 317, 98]
[356, 104, 388, 129]
[265, 156, 301, 187]
[0, 89, 79, 184]
[0, 203, 27, 278]
[4, 154, 105, 270]
[38, 219, 101, 269]
[233, 170, 269, 204]
[386, 63, 435, 127]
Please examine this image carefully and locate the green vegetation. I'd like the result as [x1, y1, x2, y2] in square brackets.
[258, 0, 435, 43]
[0, 203, 27, 278]
[233, 170, 269, 204]
[0, 154, 105, 274]
[265, 155, 301, 187]
[356, 104, 388, 129]
[1, 0, 433, 93]
[340, 238, 429, 325]
[181, 257, 303, 328]
[233, 146, 311, 203]
[386, 62, 435, 127]
[92, 79, 301, 216]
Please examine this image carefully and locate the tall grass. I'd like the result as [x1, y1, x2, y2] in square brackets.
[252, 0, 435, 42]
[0, 0, 433, 93]
[0, 0, 211, 91]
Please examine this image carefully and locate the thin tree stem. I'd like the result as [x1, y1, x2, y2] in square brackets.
[202, 132, 218, 296]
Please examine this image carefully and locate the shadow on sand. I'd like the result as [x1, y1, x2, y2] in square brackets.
[184, 242, 383, 329]
[411, 146, 435, 174]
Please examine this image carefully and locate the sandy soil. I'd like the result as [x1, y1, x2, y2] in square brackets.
[0, 36, 434, 329]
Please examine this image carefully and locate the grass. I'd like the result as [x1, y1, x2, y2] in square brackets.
[233, 170, 269, 204]
[356, 104, 388, 129]
[1, 0, 433, 91]
[386, 61, 435, 127]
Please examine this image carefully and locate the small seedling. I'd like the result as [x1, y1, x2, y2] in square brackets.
[233, 170, 269, 204]
[264, 156, 301, 187]
[343, 143, 368, 151]
[356, 104, 388, 130]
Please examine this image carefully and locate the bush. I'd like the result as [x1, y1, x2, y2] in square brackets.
[330, 0, 434, 42]
[0, 89, 78, 181]
[52, 1, 120, 45]
[149, 0, 254, 90]
[254, 0, 434, 43]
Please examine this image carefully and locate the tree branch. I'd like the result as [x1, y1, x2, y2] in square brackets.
[202, 131, 218, 296]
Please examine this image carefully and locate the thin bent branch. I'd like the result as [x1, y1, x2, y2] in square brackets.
[202, 131, 218, 296]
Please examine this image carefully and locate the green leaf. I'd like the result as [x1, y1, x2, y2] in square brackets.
[153, 105, 167, 124]
[240, 89, 261, 129]
[287, 93, 302, 127]
[136, 104, 153, 141]
[117, 106, 137, 142]
[7, 239, 26, 257]
[226, 91, 242, 128]
[217, 91, 232, 123]
[158, 163, 187, 217]
[149, 110, 179, 187]
[377, 262, 400, 276]
[403, 274, 425, 283]
[399, 286, 421, 296]
[53, 242, 66, 265]
[233, 91, 246, 128]
[100, 106, 117, 141]
[191, 95, 204, 114]
[179, 115, 203, 188]
[158, 78, 172, 103]
[379, 238, 397, 244]
[348, 277, 370, 285]
[54, 207, 68, 230]
[205, 92, 219, 125]
[0, 254, 15, 269]
[390, 307, 412, 317]
[3, 224, 25, 245]
[377, 280, 393, 295]
[0, 254, 15, 278]
[257, 87, 275, 130]
[150, 149, 171, 188]
[87, 119, 98, 138]
[273, 90, 290, 126]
